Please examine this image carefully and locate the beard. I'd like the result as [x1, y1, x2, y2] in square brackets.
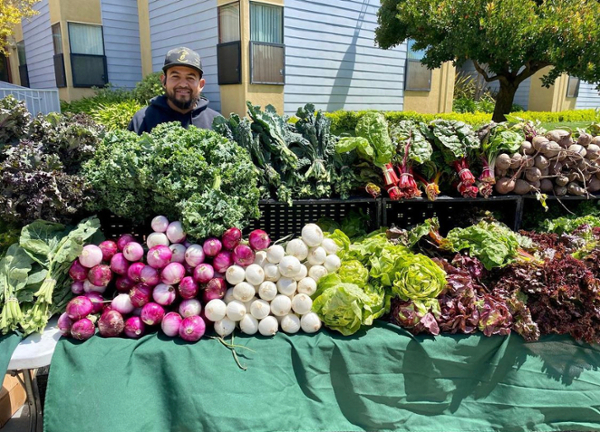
[166, 87, 199, 111]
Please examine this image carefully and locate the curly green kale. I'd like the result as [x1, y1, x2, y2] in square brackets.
[83, 123, 260, 239]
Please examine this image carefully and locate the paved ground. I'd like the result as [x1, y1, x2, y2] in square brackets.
[2, 403, 29, 431]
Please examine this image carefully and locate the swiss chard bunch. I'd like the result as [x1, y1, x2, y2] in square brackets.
[0, 95, 31, 150]
[0, 141, 91, 226]
[336, 112, 397, 198]
[428, 120, 480, 197]
[390, 121, 433, 199]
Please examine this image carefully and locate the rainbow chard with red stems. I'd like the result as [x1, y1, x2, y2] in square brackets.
[428, 120, 480, 197]
[390, 121, 434, 199]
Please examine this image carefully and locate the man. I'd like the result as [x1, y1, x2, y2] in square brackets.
[128, 47, 221, 134]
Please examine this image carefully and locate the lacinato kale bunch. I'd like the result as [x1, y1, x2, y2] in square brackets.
[83, 122, 260, 239]
[0, 141, 91, 225]
[213, 102, 361, 204]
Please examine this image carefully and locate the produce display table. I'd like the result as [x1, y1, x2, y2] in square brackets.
[43, 322, 600, 432]
[6, 317, 60, 432]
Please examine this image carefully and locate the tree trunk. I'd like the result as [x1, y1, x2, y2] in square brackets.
[492, 81, 519, 123]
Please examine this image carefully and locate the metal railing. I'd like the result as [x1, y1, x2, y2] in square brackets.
[0, 82, 61, 115]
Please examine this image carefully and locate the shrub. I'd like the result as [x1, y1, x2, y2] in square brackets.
[133, 72, 163, 104]
[326, 109, 600, 134]
[61, 84, 133, 115]
[90, 100, 143, 131]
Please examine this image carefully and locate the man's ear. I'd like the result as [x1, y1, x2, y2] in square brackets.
[161, 74, 166, 87]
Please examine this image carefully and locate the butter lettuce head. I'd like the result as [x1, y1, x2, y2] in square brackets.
[312, 273, 387, 336]
[391, 253, 447, 303]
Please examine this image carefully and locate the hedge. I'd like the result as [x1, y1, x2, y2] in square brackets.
[325, 109, 600, 135]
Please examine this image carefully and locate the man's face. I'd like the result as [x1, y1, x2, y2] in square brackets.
[163, 66, 205, 112]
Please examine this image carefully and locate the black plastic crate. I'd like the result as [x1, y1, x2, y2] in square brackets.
[245, 198, 382, 240]
[383, 195, 522, 234]
[97, 211, 152, 242]
[519, 194, 600, 231]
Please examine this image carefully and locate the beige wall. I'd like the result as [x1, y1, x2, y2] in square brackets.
[403, 62, 455, 113]
[7, 23, 24, 85]
[137, 0, 153, 76]
[218, 0, 284, 117]
[528, 67, 577, 112]
[49, 0, 101, 102]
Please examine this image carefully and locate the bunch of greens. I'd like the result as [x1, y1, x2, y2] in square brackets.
[312, 270, 388, 336]
[428, 120, 480, 197]
[0, 95, 31, 149]
[0, 217, 101, 336]
[0, 141, 92, 225]
[324, 229, 447, 334]
[29, 112, 104, 174]
[429, 218, 534, 270]
[491, 255, 600, 344]
[214, 103, 359, 204]
[83, 122, 260, 239]
[476, 122, 523, 197]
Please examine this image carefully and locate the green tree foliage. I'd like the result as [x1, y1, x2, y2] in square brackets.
[375, 0, 600, 122]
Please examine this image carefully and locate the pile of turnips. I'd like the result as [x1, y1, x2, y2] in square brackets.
[59, 216, 336, 342]
[206, 223, 338, 337]
[59, 216, 244, 342]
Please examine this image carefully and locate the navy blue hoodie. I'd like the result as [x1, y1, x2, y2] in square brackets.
[127, 95, 222, 135]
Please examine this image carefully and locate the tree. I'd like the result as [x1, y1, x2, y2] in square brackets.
[375, 0, 600, 122]
[0, 0, 40, 55]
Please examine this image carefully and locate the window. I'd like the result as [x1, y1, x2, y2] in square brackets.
[68, 23, 107, 87]
[566, 76, 580, 98]
[52, 23, 66, 87]
[249, 2, 284, 85]
[0, 55, 9, 82]
[217, 2, 241, 85]
[17, 41, 29, 88]
[404, 39, 431, 91]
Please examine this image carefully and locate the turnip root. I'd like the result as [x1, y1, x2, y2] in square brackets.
[534, 155, 549, 170]
[554, 185, 567, 196]
[522, 155, 535, 168]
[496, 153, 512, 171]
[533, 136, 550, 151]
[577, 130, 593, 147]
[592, 136, 600, 146]
[521, 140, 535, 155]
[495, 177, 515, 194]
[510, 153, 523, 169]
[548, 161, 563, 175]
[546, 130, 572, 148]
[586, 144, 600, 161]
[587, 176, 600, 193]
[568, 171, 584, 183]
[568, 144, 587, 159]
[555, 175, 570, 187]
[525, 167, 542, 183]
[540, 167, 549, 177]
[567, 182, 585, 196]
[540, 178, 554, 193]
[514, 179, 532, 195]
[543, 141, 562, 158]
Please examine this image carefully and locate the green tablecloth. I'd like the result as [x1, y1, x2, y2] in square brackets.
[1, 333, 22, 377]
[44, 322, 600, 432]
